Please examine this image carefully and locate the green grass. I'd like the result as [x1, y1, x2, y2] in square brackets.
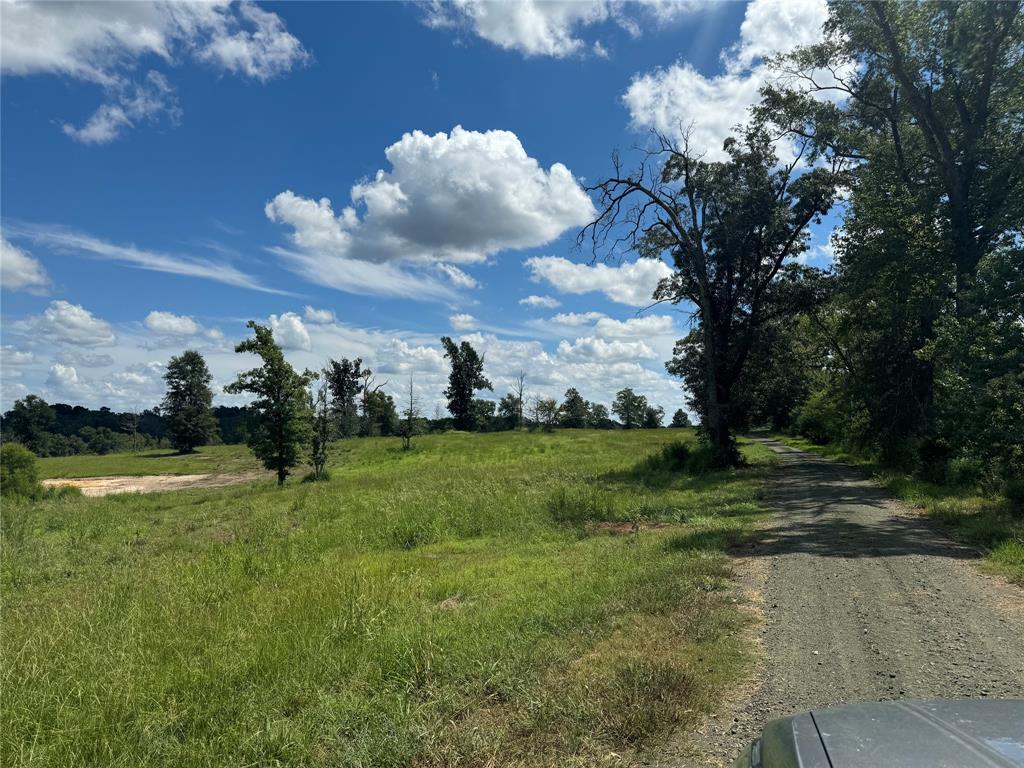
[2, 430, 773, 767]
[774, 434, 1024, 585]
[36, 443, 264, 479]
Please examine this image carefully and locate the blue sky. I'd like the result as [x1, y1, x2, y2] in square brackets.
[1, 0, 838, 415]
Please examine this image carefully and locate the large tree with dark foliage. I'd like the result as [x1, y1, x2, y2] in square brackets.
[760, 0, 1024, 477]
[3, 395, 55, 453]
[559, 387, 589, 428]
[225, 322, 316, 486]
[582, 125, 844, 466]
[611, 388, 647, 430]
[441, 336, 492, 431]
[322, 358, 365, 437]
[161, 350, 217, 453]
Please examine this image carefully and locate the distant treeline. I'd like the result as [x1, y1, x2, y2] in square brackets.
[1, 388, 684, 458]
[0, 398, 251, 457]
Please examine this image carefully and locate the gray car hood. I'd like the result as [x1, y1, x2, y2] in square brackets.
[762, 699, 1024, 767]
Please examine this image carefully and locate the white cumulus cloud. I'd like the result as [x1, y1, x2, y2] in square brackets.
[144, 310, 201, 336]
[1, 0, 309, 142]
[269, 312, 312, 351]
[519, 294, 561, 309]
[525, 255, 672, 307]
[1, 236, 50, 293]
[266, 126, 594, 300]
[422, 0, 702, 58]
[304, 306, 336, 324]
[624, 0, 831, 160]
[31, 300, 116, 347]
[556, 336, 656, 362]
[449, 313, 478, 331]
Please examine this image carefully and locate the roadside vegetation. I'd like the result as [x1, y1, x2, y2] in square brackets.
[2, 430, 773, 767]
[775, 435, 1024, 586]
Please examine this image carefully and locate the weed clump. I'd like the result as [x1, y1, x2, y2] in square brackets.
[547, 486, 617, 525]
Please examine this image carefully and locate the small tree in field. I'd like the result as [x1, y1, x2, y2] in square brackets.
[536, 398, 559, 432]
[162, 350, 218, 453]
[643, 405, 665, 429]
[225, 322, 316, 486]
[671, 409, 691, 428]
[513, 370, 527, 428]
[398, 375, 423, 450]
[308, 381, 331, 481]
[441, 336, 493, 430]
[559, 387, 589, 428]
[612, 388, 647, 429]
[322, 358, 364, 437]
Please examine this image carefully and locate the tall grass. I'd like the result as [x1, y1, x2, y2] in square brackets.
[3, 430, 772, 766]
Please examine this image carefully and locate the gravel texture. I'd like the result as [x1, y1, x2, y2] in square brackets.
[643, 439, 1024, 767]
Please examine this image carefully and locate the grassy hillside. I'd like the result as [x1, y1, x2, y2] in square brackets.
[3, 430, 773, 767]
[36, 443, 263, 479]
[774, 435, 1024, 586]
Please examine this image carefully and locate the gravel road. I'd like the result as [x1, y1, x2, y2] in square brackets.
[645, 439, 1024, 767]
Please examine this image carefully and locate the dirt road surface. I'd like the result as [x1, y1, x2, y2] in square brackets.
[645, 439, 1024, 767]
[41, 472, 264, 497]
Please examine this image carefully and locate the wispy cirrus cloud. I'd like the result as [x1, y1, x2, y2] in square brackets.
[4, 221, 288, 295]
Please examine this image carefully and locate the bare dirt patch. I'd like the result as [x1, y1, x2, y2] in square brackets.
[595, 521, 674, 535]
[41, 472, 264, 497]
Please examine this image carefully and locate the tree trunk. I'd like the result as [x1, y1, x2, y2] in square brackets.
[701, 318, 741, 468]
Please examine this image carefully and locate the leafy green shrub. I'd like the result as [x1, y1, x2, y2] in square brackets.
[1, 443, 40, 498]
[633, 442, 691, 477]
[947, 456, 983, 488]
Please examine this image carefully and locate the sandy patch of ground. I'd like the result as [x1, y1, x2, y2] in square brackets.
[41, 472, 264, 497]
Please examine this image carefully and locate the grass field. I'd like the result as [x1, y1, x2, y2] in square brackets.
[36, 443, 264, 479]
[3, 429, 773, 767]
[774, 435, 1024, 585]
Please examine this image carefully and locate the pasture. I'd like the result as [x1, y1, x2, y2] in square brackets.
[2, 430, 773, 766]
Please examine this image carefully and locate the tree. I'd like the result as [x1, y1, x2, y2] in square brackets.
[161, 351, 217, 454]
[398, 376, 423, 450]
[559, 387, 589, 428]
[582, 125, 843, 465]
[121, 410, 141, 453]
[322, 358, 364, 437]
[308, 381, 331, 480]
[589, 403, 614, 429]
[643, 405, 665, 429]
[670, 409, 691, 428]
[758, 1, 1024, 465]
[471, 399, 497, 432]
[497, 392, 522, 430]
[358, 367, 391, 437]
[441, 336, 493, 430]
[513, 370, 527, 428]
[763, 0, 1023, 311]
[225, 322, 316, 486]
[361, 388, 397, 437]
[4, 395, 55, 453]
[535, 397, 559, 432]
[612, 388, 648, 429]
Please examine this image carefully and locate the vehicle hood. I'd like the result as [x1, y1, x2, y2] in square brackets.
[801, 699, 1024, 767]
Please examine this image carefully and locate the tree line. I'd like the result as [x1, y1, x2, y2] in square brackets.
[583, 0, 1022, 494]
[2, 324, 678, 483]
